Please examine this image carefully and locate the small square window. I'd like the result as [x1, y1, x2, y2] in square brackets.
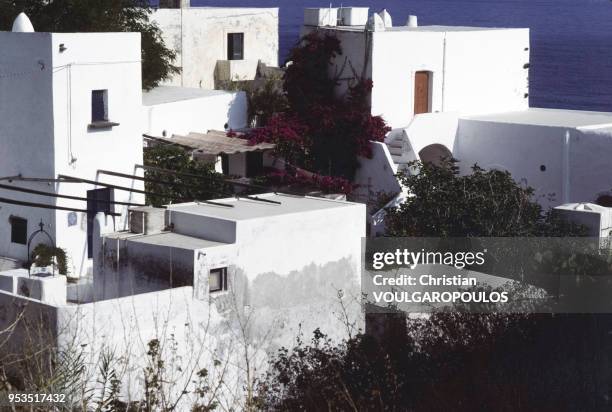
[209, 267, 228, 293]
[227, 33, 244, 61]
[9, 216, 27, 245]
[91, 89, 108, 123]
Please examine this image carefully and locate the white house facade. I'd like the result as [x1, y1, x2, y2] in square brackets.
[302, 7, 612, 222]
[152, 5, 279, 89]
[0, 21, 145, 276]
[0, 193, 366, 405]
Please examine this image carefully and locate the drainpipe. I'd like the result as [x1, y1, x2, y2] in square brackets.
[562, 130, 571, 204]
[441, 32, 447, 112]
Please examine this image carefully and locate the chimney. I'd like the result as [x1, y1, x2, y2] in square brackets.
[406, 15, 418, 28]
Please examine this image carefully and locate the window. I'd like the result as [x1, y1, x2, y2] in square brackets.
[227, 33, 244, 60]
[9, 216, 27, 245]
[209, 267, 228, 293]
[91, 89, 108, 123]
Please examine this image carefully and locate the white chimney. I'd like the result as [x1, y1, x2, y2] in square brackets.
[378, 9, 393, 28]
[406, 15, 418, 28]
[12, 13, 35, 33]
[367, 13, 386, 32]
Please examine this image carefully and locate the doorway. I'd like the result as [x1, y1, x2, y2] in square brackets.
[87, 188, 112, 259]
[414, 71, 431, 115]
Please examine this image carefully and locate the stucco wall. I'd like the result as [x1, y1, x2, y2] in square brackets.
[567, 128, 612, 203]
[152, 7, 279, 89]
[0, 32, 56, 262]
[314, 26, 529, 129]
[370, 28, 529, 129]
[0, 32, 146, 275]
[353, 141, 401, 202]
[143, 90, 247, 137]
[454, 120, 612, 208]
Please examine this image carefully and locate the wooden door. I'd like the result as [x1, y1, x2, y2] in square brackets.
[414, 71, 430, 115]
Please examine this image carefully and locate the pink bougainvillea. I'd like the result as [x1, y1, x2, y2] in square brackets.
[242, 31, 390, 193]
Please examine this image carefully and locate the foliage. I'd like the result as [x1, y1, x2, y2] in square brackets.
[143, 144, 229, 207]
[220, 77, 289, 127]
[260, 169, 354, 195]
[258, 311, 612, 411]
[244, 32, 390, 183]
[386, 159, 588, 237]
[0, 0, 179, 89]
[31, 243, 68, 275]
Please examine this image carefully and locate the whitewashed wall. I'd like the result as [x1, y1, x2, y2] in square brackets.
[353, 141, 401, 201]
[50, 33, 145, 276]
[0, 32, 56, 262]
[142, 90, 248, 137]
[315, 26, 529, 129]
[152, 7, 279, 89]
[454, 120, 612, 208]
[0, 32, 145, 275]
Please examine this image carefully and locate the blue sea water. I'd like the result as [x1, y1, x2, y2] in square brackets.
[189, 0, 612, 112]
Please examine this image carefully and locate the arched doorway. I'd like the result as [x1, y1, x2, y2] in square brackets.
[418, 144, 452, 167]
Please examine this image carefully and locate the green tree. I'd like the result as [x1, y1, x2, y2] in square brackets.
[0, 0, 179, 89]
[386, 159, 587, 237]
[143, 144, 229, 207]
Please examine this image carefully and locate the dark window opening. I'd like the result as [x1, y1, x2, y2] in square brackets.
[246, 151, 264, 177]
[91, 89, 109, 123]
[221, 154, 229, 175]
[10, 216, 27, 245]
[596, 195, 612, 207]
[227, 33, 244, 61]
[209, 267, 228, 293]
[87, 188, 112, 258]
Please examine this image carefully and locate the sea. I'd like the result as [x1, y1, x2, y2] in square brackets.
[188, 0, 612, 112]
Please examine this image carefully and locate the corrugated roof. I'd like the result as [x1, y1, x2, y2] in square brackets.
[146, 130, 275, 155]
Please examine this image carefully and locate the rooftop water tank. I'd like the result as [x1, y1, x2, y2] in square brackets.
[304, 8, 338, 27]
[338, 7, 369, 26]
[129, 206, 167, 235]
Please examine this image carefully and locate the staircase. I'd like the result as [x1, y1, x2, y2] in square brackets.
[384, 128, 414, 174]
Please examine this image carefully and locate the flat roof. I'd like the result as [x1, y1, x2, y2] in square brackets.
[129, 232, 228, 250]
[167, 193, 360, 221]
[324, 25, 522, 33]
[105, 231, 228, 250]
[463, 108, 612, 129]
[143, 86, 235, 106]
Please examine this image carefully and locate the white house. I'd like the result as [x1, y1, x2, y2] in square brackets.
[152, 4, 279, 89]
[0, 15, 145, 276]
[302, 7, 529, 129]
[0, 193, 366, 405]
[302, 8, 612, 221]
